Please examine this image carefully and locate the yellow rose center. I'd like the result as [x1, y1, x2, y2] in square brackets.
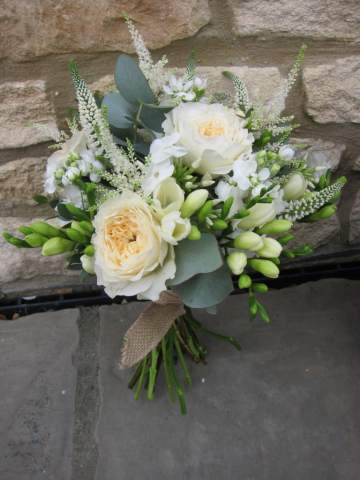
[104, 216, 148, 265]
[193, 118, 228, 138]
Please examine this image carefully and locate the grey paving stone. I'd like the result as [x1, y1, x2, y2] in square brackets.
[0, 309, 80, 480]
[96, 279, 360, 480]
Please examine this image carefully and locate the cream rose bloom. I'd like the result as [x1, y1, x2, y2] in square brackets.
[92, 190, 176, 301]
[162, 102, 254, 176]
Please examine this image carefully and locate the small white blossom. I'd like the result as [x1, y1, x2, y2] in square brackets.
[163, 75, 195, 101]
[141, 160, 174, 194]
[149, 132, 188, 164]
[306, 152, 330, 181]
[232, 158, 270, 195]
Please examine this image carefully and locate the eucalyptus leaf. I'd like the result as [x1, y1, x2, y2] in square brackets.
[112, 135, 150, 156]
[124, 115, 156, 139]
[137, 103, 173, 132]
[170, 261, 234, 308]
[102, 92, 136, 129]
[115, 55, 156, 106]
[166, 233, 223, 286]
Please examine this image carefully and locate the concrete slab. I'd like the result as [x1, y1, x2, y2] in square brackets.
[96, 279, 360, 480]
[0, 309, 80, 480]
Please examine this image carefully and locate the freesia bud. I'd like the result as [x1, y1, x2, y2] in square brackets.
[226, 252, 247, 275]
[212, 220, 228, 230]
[279, 145, 295, 161]
[18, 226, 33, 235]
[234, 232, 264, 252]
[305, 206, 337, 222]
[187, 225, 201, 240]
[79, 221, 95, 234]
[270, 164, 281, 173]
[238, 273, 252, 289]
[282, 173, 307, 201]
[257, 219, 293, 235]
[255, 237, 282, 258]
[252, 283, 268, 292]
[80, 254, 95, 274]
[66, 228, 90, 245]
[237, 202, 277, 230]
[30, 222, 67, 238]
[180, 189, 208, 218]
[84, 244, 95, 256]
[25, 233, 49, 247]
[247, 259, 280, 279]
[71, 221, 92, 238]
[42, 237, 76, 256]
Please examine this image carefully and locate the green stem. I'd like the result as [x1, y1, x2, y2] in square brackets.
[173, 321, 207, 365]
[174, 333, 192, 386]
[168, 326, 187, 415]
[134, 356, 147, 401]
[183, 313, 242, 351]
[133, 103, 143, 145]
[162, 336, 175, 403]
[147, 347, 159, 400]
[127, 360, 142, 389]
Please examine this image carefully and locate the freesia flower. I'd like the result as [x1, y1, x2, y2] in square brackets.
[232, 157, 270, 195]
[141, 159, 174, 194]
[162, 102, 254, 176]
[92, 190, 176, 301]
[163, 75, 195, 101]
[215, 180, 246, 218]
[149, 132, 188, 164]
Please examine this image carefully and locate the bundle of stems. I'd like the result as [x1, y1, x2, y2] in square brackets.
[127, 306, 241, 415]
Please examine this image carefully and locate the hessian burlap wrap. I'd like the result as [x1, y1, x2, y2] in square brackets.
[120, 290, 185, 369]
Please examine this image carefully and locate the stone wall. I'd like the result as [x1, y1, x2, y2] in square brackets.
[1, 0, 360, 293]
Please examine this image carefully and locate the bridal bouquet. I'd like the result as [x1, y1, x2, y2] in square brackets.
[4, 14, 346, 414]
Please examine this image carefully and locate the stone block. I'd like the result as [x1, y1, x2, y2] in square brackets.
[0, 157, 48, 217]
[0, 0, 211, 61]
[96, 279, 360, 479]
[175, 65, 283, 105]
[0, 81, 57, 149]
[303, 56, 360, 124]
[349, 189, 360, 245]
[289, 138, 346, 172]
[230, 0, 360, 43]
[0, 309, 79, 479]
[352, 157, 360, 171]
[284, 214, 341, 251]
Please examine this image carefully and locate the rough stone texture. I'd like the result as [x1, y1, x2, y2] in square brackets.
[0, 0, 211, 61]
[0, 217, 78, 288]
[0, 157, 48, 217]
[231, 0, 360, 43]
[289, 138, 346, 172]
[352, 157, 360, 171]
[303, 57, 360, 124]
[348, 189, 360, 245]
[88, 76, 116, 97]
[284, 214, 341, 251]
[0, 309, 79, 479]
[96, 279, 360, 480]
[176, 66, 283, 104]
[0, 80, 57, 149]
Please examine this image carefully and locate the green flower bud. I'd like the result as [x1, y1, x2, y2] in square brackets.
[247, 259, 280, 279]
[237, 202, 277, 230]
[25, 233, 49, 247]
[267, 152, 278, 161]
[307, 206, 337, 222]
[67, 151, 81, 163]
[238, 273, 252, 289]
[55, 168, 65, 180]
[30, 222, 67, 238]
[66, 228, 90, 245]
[251, 283, 268, 292]
[71, 221, 92, 238]
[79, 221, 95, 234]
[84, 244, 95, 257]
[234, 232, 264, 252]
[277, 234, 293, 245]
[187, 225, 201, 240]
[256, 237, 282, 258]
[18, 226, 33, 236]
[282, 173, 307, 201]
[3, 232, 13, 243]
[42, 237, 76, 256]
[257, 220, 293, 235]
[180, 190, 208, 218]
[270, 163, 281, 173]
[80, 254, 95, 274]
[212, 219, 228, 230]
[198, 200, 213, 227]
[9, 237, 24, 248]
[221, 197, 234, 220]
[226, 252, 247, 275]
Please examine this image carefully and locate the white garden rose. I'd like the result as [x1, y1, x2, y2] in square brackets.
[92, 190, 176, 301]
[162, 102, 254, 176]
